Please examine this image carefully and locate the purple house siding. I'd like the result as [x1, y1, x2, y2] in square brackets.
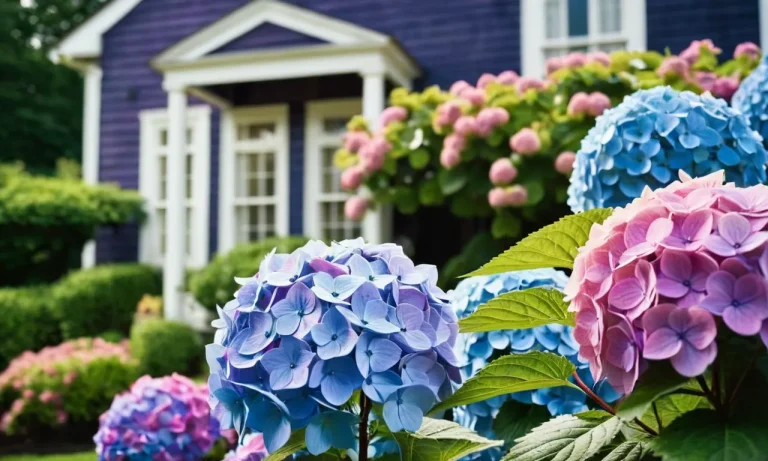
[289, 102, 305, 235]
[211, 23, 325, 55]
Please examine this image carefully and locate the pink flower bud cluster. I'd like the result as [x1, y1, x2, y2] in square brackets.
[509, 128, 541, 155]
[546, 52, 611, 75]
[379, 106, 408, 128]
[734, 41, 761, 61]
[680, 39, 722, 65]
[656, 56, 690, 79]
[567, 92, 612, 117]
[344, 196, 369, 221]
[488, 185, 528, 208]
[554, 151, 576, 174]
[489, 158, 518, 186]
[693, 72, 741, 102]
[565, 170, 768, 394]
[358, 135, 392, 174]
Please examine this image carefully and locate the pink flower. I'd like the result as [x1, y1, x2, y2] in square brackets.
[587, 92, 611, 117]
[22, 389, 35, 400]
[434, 101, 463, 129]
[608, 260, 657, 320]
[643, 305, 717, 377]
[496, 70, 519, 85]
[734, 41, 760, 60]
[476, 73, 496, 89]
[515, 76, 546, 93]
[453, 116, 477, 137]
[10, 399, 24, 414]
[711, 76, 740, 102]
[489, 158, 517, 186]
[704, 213, 768, 256]
[379, 106, 408, 127]
[509, 128, 541, 155]
[554, 152, 576, 174]
[506, 185, 528, 206]
[656, 251, 718, 307]
[440, 148, 461, 169]
[340, 166, 364, 190]
[562, 52, 588, 68]
[449, 80, 472, 96]
[694, 71, 717, 92]
[587, 51, 611, 67]
[545, 56, 564, 74]
[567, 92, 591, 116]
[656, 56, 690, 78]
[602, 314, 641, 394]
[488, 187, 507, 208]
[680, 39, 721, 65]
[39, 390, 59, 403]
[702, 272, 768, 335]
[443, 133, 466, 152]
[56, 411, 68, 425]
[358, 136, 390, 173]
[461, 88, 486, 107]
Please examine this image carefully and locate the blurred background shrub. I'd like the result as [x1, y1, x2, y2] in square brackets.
[0, 287, 60, 371]
[130, 318, 202, 377]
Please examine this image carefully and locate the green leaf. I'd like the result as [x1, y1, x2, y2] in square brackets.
[264, 429, 306, 461]
[616, 363, 691, 421]
[492, 400, 551, 447]
[639, 392, 709, 433]
[459, 288, 574, 333]
[602, 441, 652, 461]
[650, 410, 768, 461]
[393, 418, 503, 461]
[438, 168, 468, 195]
[409, 148, 431, 170]
[466, 208, 613, 276]
[429, 351, 578, 415]
[502, 412, 623, 461]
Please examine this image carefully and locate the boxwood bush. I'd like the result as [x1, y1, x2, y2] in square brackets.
[52, 264, 162, 340]
[187, 236, 308, 311]
[0, 287, 61, 371]
[130, 318, 202, 377]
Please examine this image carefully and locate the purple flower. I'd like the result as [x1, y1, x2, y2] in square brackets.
[705, 212, 768, 256]
[382, 385, 435, 432]
[362, 370, 403, 403]
[391, 303, 433, 351]
[311, 272, 366, 305]
[271, 283, 320, 337]
[388, 256, 428, 285]
[355, 331, 401, 376]
[338, 283, 399, 334]
[308, 357, 363, 406]
[347, 254, 397, 289]
[661, 210, 714, 251]
[311, 307, 359, 360]
[656, 251, 718, 307]
[400, 352, 446, 395]
[702, 271, 768, 335]
[264, 251, 309, 286]
[643, 304, 717, 377]
[229, 312, 277, 369]
[260, 337, 315, 390]
[607, 260, 657, 320]
[761, 320, 768, 348]
[603, 314, 641, 395]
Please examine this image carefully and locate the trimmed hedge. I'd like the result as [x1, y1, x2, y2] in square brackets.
[188, 236, 308, 311]
[130, 318, 202, 377]
[52, 264, 162, 340]
[0, 288, 61, 371]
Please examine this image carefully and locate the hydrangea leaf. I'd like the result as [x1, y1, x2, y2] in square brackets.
[639, 392, 710, 433]
[429, 351, 578, 415]
[492, 399, 551, 447]
[458, 287, 574, 333]
[263, 429, 306, 461]
[602, 441, 652, 461]
[392, 417, 502, 461]
[650, 410, 768, 461]
[615, 363, 692, 421]
[438, 168, 468, 195]
[466, 208, 613, 276]
[501, 411, 623, 461]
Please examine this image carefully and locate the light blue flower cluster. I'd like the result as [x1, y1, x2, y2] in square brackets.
[451, 270, 620, 442]
[206, 239, 460, 456]
[568, 86, 767, 212]
[733, 55, 768, 148]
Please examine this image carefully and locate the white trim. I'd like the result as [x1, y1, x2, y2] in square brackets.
[521, 0, 646, 76]
[154, 0, 389, 63]
[52, 0, 142, 60]
[219, 104, 290, 248]
[138, 105, 211, 269]
[81, 65, 103, 268]
[761, 0, 768, 51]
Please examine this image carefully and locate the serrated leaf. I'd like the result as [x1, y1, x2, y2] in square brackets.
[502, 412, 623, 461]
[640, 392, 709, 433]
[429, 351, 578, 415]
[650, 410, 768, 461]
[602, 441, 652, 461]
[492, 400, 551, 447]
[616, 363, 691, 421]
[264, 429, 306, 461]
[459, 288, 574, 333]
[393, 418, 502, 461]
[466, 208, 613, 276]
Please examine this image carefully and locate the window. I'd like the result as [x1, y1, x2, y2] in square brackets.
[305, 100, 374, 242]
[521, 0, 646, 76]
[139, 106, 210, 268]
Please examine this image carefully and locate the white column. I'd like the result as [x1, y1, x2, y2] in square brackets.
[218, 109, 236, 253]
[81, 65, 102, 268]
[164, 87, 188, 321]
[361, 72, 388, 244]
[761, 0, 768, 51]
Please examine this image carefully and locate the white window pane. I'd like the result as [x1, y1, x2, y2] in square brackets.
[159, 156, 167, 201]
[157, 208, 166, 255]
[545, 0, 563, 39]
[160, 129, 168, 146]
[237, 152, 276, 198]
[238, 122, 275, 141]
[321, 201, 361, 242]
[186, 154, 193, 200]
[323, 117, 349, 137]
[567, 0, 588, 37]
[598, 42, 625, 53]
[599, 0, 621, 34]
[322, 147, 342, 194]
[236, 205, 276, 242]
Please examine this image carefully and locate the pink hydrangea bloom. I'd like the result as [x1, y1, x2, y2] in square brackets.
[562, 52, 588, 68]
[488, 187, 507, 208]
[506, 185, 528, 206]
[344, 196, 368, 221]
[340, 166, 364, 190]
[496, 70, 519, 85]
[443, 133, 466, 152]
[489, 158, 518, 186]
[358, 136, 390, 173]
[587, 92, 611, 116]
[515, 76, 546, 93]
[440, 148, 461, 169]
[695, 71, 717, 92]
[342, 131, 370, 153]
[476, 73, 497, 89]
[449, 80, 472, 97]
[453, 115, 478, 137]
[566, 171, 768, 391]
[567, 92, 591, 116]
[711, 75, 740, 102]
[379, 106, 408, 127]
[555, 152, 576, 174]
[587, 51, 611, 67]
[734, 41, 760, 60]
[461, 87, 486, 107]
[225, 433, 268, 461]
[434, 101, 463, 129]
[509, 128, 541, 155]
[475, 108, 509, 137]
[546, 56, 564, 75]
[657, 56, 690, 79]
[680, 39, 721, 65]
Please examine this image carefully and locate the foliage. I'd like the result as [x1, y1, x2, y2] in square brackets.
[0, 286, 60, 371]
[53, 264, 162, 340]
[0, 165, 145, 286]
[391, 418, 502, 461]
[335, 41, 760, 239]
[0, 453, 95, 461]
[187, 236, 308, 311]
[130, 318, 202, 377]
[0, 338, 138, 438]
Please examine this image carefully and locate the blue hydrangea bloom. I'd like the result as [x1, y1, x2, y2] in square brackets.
[451, 270, 621, 450]
[206, 238, 460, 456]
[568, 86, 768, 212]
[733, 55, 768, 148]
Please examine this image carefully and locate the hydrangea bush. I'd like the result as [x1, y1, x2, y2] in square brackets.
[223, 433, 268, 461]
[206, 238, 475, 458]
[94, 374, 220, 461]
[733, 54, 768, 147]
[568, 86, 768, 212]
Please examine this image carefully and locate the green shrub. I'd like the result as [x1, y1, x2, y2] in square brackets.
[188, 236, 308, 311]
[130, 318, 202, 377]
[0, 164, 144, 286]
[52, 264, 162, 340]
[0, 287, 61, 370]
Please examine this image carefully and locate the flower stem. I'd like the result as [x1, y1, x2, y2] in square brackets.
[696, 375, 724, 417]
[652, 402, 663, 431]
[571, 372, 658, 436]
[359, 393, 371, 461]
[727, 349, 760, 410]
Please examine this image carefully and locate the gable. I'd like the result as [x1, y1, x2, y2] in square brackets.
[210, 22, 326, 55]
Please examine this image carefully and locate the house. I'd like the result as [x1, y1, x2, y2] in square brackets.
[53, 0, 767, 320]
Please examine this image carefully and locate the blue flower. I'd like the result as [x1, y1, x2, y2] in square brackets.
[306, 411, 359, 455]
[311, 272, 366, 305]
[382, 385, 435, 432]
[356, 331, 402, 376]
[311, 307, 359, 360]
[260, 337, 315, 390]
[733, 55, 768, 148]
[244, 391, 291, 453]
[271, 282, 321, 337]
[569, 86, 768, 212]
[362, 370, 403, 403]
[391, 303, 433, 351]
[348, 254, 397, 289]
[388, 256, 428, 285]
[308, 356, 363, 406]
[339, 283, 399, 334]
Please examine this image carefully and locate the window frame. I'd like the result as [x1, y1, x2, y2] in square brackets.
[521, 0, 646, 76]
[138, 105, 211, 269]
